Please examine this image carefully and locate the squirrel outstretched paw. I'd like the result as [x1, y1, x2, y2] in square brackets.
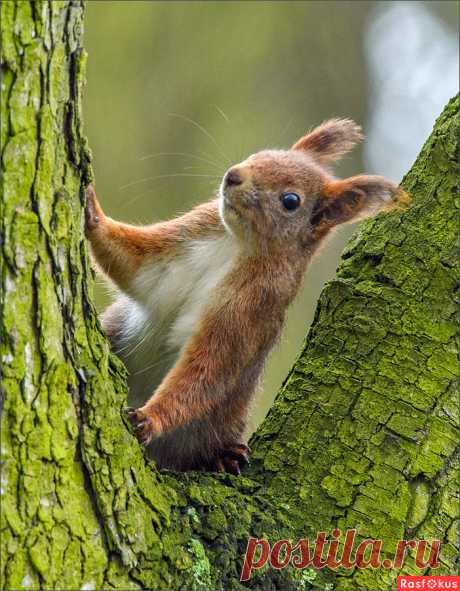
[125, 406, 161, 446]
[85, 184, 102, 233]
[213, 443, 251, 476]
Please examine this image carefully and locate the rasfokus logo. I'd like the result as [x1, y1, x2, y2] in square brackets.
[398, 576, 460, 590]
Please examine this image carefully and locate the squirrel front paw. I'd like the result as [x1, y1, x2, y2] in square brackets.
[125, 406, 162, 446]
[213, 443, 251, 476]
[85, 184, 103, 234]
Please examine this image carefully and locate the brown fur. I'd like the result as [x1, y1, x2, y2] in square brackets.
[291, 118, 364, 165]
[85, 119, 409, 474]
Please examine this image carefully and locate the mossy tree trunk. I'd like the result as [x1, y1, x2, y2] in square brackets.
[1, 2, 458, 590]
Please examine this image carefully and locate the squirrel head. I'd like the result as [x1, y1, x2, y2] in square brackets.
[219, 118, 409, 253]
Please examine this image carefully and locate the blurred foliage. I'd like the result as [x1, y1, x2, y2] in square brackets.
[84, 0, 457, 431]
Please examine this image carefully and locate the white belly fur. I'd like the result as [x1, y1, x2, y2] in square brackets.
[117, 232, 240, 404]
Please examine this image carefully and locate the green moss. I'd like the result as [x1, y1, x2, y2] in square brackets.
[321, 475, 354, 507]
[406, 479, 431, 529]
[186, 538, 214, 590]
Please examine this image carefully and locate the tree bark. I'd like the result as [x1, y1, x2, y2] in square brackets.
[1, 2, 458, 590]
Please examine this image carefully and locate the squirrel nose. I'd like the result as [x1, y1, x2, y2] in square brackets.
[225, 169, 243, 187]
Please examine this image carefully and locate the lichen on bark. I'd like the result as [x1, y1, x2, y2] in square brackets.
[1, 2, 458, 590]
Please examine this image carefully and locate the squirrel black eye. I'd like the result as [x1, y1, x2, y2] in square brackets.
[281, 192, 301, 211]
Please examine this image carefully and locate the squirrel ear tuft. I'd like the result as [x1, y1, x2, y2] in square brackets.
[292, 118, 363, 165]
[310, 175, 410, 233]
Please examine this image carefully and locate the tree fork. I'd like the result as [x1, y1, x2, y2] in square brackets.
[1, 2, 458, 590]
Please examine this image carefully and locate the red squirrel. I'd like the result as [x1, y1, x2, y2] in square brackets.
[85, 118, 408, 475]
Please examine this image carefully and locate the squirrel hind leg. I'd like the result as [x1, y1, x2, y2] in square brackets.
[208, 443, 251, 476]
[144, 420, 251, 475]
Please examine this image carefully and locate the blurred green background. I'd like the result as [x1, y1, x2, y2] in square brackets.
[84, 0, 458, 433]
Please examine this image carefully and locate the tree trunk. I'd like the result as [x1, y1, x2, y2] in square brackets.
[1, 2, 458, 590]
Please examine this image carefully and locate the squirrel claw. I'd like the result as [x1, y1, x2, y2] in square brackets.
[125, 407, 158, 446]
[212, 443, 251, 476]
[215, 459, 226, 472]
[133, 419, 148, 431]
[222, 443, 251, 465]
[224, 458, 241, 476]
